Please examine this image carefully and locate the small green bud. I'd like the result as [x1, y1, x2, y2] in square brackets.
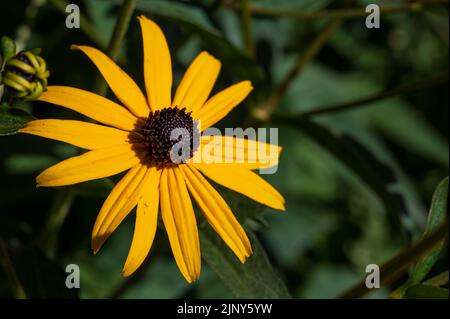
[1, 49, 50, 101]
[1, 36, 16, 63]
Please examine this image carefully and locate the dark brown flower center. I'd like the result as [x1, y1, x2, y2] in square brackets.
[142, 107, 199, 167]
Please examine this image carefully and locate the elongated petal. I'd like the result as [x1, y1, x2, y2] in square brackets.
[38, 86, 137, 131]
[160, 167, 200, 283]
[172, 51, 221, 113]
[194, 81, 253, 130]
[37, 144, 140, 187]
[181, 165, 252, 262]
[91, 165, 144, 253]
[72, 45, 150, 118]
[122, 169, 161, 276]
[194, 135, 281, 169]
[19, 119, 132, 150]
[193, 163, 285, 210]
[138, 16, 172, 110]
[92, 165, 161, 254]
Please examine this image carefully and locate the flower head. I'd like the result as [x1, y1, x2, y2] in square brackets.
[20, 16, 284, 282]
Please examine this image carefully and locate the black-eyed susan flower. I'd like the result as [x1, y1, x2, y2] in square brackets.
[19, 16, 284, 283]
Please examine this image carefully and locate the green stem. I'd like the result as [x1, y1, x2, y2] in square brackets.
[240, 0, 255, 58]
[252, 18, 341, 123]
[298, 71, 449, 118]
[244, 0, 449, 20]
[39, 189, 75, 258]
[93, 0, 137, 96]
[338, 221, 448, 299]
[0, 239, 27, 299]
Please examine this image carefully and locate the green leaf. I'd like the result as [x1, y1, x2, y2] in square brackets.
[408, 177, 448, 284]
[339, 221, 448, 299]
[218, 187, 267, 227]
[423, 271, 449, 287]
[200, 227, 291, 298]
[368, 103, 449, 167]
[404, 284, 449, 299]
[133, 0, 263, 85]
[391, 177, 448, 298]
[196, 184, 290, 298]
[1, 36, 16, 62]
[0, 104, 35, 136]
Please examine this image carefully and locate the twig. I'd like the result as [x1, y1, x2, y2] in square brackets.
[298, 70, 449, 118]
[0, 239, 27, 299]
[253, 18, 341, 122]
[240, 0, 255, 58]
[93, 0, 137, 96]
[239, 0, 449, 20]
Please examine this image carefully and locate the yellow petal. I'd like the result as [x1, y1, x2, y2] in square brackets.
[37, 144, 140, 187]
[122, 169, 161, 276]
[72, 45, 150, 118]
[91, 165, 160, 254]
[160, 167, 200, 283]
[193, 163, 285, 210]
[138, 16, 172, 110]
[19, 119, 132, 150]
[38, 86, 137, 131]
[181, 165, 252, 262]
[92, 165, 142, 247]
[172, 51, 221, 113]
[195, 135, 281, 169]
[194, 81, 253, 130]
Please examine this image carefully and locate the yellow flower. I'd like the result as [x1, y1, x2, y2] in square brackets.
[19, 16, 285, 283]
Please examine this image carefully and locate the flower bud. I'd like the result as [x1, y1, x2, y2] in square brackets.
[1, 49, 50, 100]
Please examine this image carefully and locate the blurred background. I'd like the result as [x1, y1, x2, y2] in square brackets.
[0, 0, 448, 299]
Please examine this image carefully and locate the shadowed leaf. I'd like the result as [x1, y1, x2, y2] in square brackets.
[0, 104, 35, 136]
